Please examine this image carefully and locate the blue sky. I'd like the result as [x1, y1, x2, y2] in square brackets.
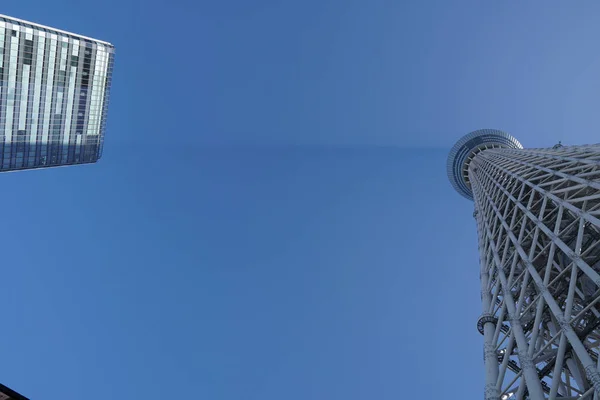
[1, 1, 600, 399]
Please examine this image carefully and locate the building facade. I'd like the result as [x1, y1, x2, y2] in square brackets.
[448, 130, 600, 400]
[0, 14, 114, 172]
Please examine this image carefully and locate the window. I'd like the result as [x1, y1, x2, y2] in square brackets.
[23, 39, 34, 65]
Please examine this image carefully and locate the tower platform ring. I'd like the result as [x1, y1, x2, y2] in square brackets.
[447, 129, 523, 200]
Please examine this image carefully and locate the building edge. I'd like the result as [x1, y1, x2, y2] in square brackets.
[0, 383, 29, 400]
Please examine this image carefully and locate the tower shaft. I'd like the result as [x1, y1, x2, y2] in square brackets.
[471, 144, 600, 399]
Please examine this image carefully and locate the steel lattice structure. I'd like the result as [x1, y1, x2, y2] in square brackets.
[448, 130, 600, 400]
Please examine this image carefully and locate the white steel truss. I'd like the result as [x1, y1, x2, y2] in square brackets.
[449, 131, 600, 400]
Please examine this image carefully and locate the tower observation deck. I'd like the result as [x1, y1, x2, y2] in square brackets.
[448, 129, 600, 400]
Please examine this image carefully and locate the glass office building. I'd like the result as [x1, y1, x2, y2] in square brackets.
[0, 14, 114, 172]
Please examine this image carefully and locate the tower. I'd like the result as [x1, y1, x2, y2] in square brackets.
[0, 14, 114, 173]
[448, 129, 600, 400]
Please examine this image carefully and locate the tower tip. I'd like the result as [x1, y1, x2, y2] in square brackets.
[447, 129, 523, 200]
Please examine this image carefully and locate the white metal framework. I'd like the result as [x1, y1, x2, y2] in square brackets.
[449, 130, 600, 400]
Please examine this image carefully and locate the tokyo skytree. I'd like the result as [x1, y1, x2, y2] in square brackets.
[448, 129, 600, 400]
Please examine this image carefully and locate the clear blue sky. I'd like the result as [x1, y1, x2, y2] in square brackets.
[1, 1, 600, 399]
